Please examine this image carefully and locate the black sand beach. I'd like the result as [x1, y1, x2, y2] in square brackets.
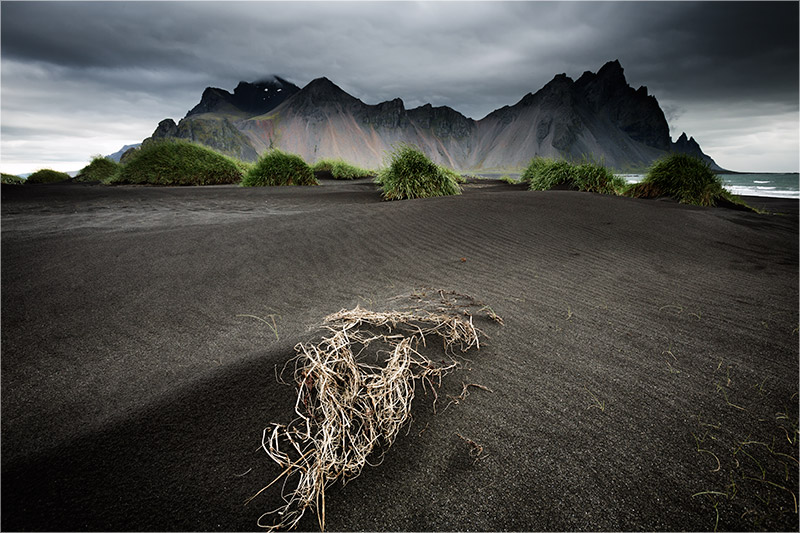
[2, 179, 798, 531]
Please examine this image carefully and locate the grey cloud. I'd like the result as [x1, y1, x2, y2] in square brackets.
[661, 104, 685, 125]
[4, 1, 797, 113]
[1, 1, 797, 173]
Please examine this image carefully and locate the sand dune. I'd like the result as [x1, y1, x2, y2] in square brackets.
[2, 180, 797, 531]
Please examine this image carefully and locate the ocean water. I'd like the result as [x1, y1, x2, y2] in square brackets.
[618, 173, 799, 199]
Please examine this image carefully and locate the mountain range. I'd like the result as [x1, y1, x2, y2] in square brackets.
[138, 60, 722, 172]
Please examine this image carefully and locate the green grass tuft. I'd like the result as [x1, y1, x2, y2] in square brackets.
[442, 166, 467, 184]
[75, 156, 121, 183]
[1, 173, 25, 185]
[572, 161, 628, 194]
[109, 140, 245, 186]
[522, 157, 573, 190]
[375, 144, 462, 200]
[311, 158, 373, 180]
[522, 157, 626, 194]
[242, 149, 318, 186]
[626, 153, 755, 210]
[25, 169, 71, 184]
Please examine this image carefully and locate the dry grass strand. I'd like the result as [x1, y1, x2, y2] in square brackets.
[251, 303, 485, 531]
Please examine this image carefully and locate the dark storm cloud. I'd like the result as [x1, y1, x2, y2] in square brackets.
[1, 1, 798, 173]
[3, 1, 797, 113]
[619, 2, 799, 102]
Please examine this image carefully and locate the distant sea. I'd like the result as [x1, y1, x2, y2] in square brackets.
[619, 173, 799, 199]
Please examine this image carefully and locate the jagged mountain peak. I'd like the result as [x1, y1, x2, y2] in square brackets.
[185, 87, 233, 117]
[409, 102, 465, 115]
[377, 97, 405, 109]
[304, 77, 348, 96]
[672, 131, 722, 170]
[575, 60, 627, 95]
[413, 103, 438, 110]
[674, 131, 700, 150]
[150, 60, 720, 171]
[597, 59, 625, 79]
[231, 78, 300, 113]
[572, 60, 670, 151]
[287, 77, 361, 109]
[407, 103, 474, 137]
[509, 72, 575, 112]
[575, 59, 627, 94]
[540, 72, 574, 91]
[539, 73, 574, 93]
[232, 77, 293, 98]
[250, 75, 292, 87]
[186, 76, 300, 118]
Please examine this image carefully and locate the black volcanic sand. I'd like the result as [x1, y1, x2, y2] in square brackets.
[2, 178, 798, 531]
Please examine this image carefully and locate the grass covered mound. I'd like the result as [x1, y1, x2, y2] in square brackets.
[25, 169, 71, 184]
[627, 153, 753, 209]
[111, 140, 244, 186]
[376, 144, 462, 200]
[311, 158, 373, 180]
[75, 156, 121, 183]
[242, 149, 318, 186]
[522, 157, 626, 195]
[2, 173, 25, 185]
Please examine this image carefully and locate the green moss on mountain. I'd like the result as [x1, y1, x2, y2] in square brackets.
[149, 116, 259, 162]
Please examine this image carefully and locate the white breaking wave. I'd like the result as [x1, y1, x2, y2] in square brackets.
[726, 185, 799, 199]
[615, 174, 798, 199]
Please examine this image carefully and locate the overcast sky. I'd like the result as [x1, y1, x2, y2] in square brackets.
[2, 0, 798, 174]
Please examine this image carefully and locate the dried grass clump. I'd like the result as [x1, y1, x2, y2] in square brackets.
[250, 299, 490, 531]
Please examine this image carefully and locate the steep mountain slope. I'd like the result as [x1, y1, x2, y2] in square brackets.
[149, 116, 259, 162]
[468, 61, 714, 170]
[574, 60, 671, 151]
[671, 131, 723, 170]
[140, 78, 301, 161]
[237, 77, 480, 169]
[143, 61, 723, 171]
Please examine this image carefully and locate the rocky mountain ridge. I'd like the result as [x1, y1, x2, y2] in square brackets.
[141, 60, 723, 172]
[186, 76, 300, 118]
